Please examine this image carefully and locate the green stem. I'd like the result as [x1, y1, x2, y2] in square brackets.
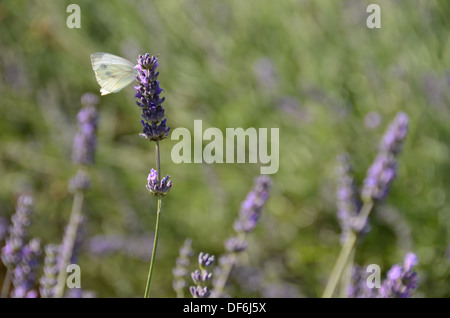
[339, 248, 355, 298]
[155, 141, 161, 183]
[212, 232, 246, 297]
[144, 198, 162, 298]
[322, 200, 374, 298]
[143, 140, 162, 298]
[54, 190, 84, 298]
[1, 268, 12, 298]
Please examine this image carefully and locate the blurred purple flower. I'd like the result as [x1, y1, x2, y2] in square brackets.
[233, 176, 272, 234]
[72, 105, 99, 165]
[1, 195, 35, 269]
[11, 238, 41, 298]
[336, 154, 367, 242]
[68, 170, 91, 193]
[86, 233, 154, 261]
[172, 239, 194, 298]
[135, 53, 170, 141]
[379, 252, 419, 298]
[39, 244, 61, 298]
[348, 265, 377, 298]
[362, 112, 409, 202]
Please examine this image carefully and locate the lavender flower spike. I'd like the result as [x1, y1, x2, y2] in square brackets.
[72, 103, 100, 165]
[190, 252, 215, 298]
[146, 168, 172, 197]
[362, 112, 409, 202]
[39, 244, 61, 298]
[135, 53, 170, 141]
[11, 238, 41, 298]
[335, 154, 365, 242]
[233, 176, 272, 234]
[1, 195, 35, 269]
[379, 252, 419, 298]
[172, 239, 194, 298]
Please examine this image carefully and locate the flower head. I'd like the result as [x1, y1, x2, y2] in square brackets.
[379, 252, 419, 298]
[2, 195, 35, 268]
[135, 54, 170, 141]
[72, 105, 99, 165]
[146, 169, 172, 197]
[362, 112, 409, 202]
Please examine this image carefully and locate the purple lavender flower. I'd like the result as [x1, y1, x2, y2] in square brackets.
[379, 112, 409, 156]
[362, 112, 409, 202]
[172, 239, 194, 298]
[190, 252, 215, 298]
[379, 252, 419, 298]
[146, 168, 172, 197]
[1, 195, 35, 268]
[135, 53, 170, 141]
[189, 285, 211, 298]
[11, 238, 41, 298]
[336, 154, 366, 243]
[212, 176, 272, 297]
[233, 176, 272, 234]
[348, 265, 377, 298]
[39, 244, 61, 298]
[72, 105, 99, 165]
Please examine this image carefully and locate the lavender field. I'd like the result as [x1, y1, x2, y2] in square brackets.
[0, 0, 449, 298]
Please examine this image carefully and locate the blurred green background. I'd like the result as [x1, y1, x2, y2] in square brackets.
[0, 0, 449, 297]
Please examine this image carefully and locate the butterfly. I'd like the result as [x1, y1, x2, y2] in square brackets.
[90, 52, 138, 96]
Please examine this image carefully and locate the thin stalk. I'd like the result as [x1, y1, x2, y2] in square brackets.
[144, 198, 162, 298]
[339, 248, 355, 298]
[322, 200, 374, 298]
[212, 232, 246, 297]
[54, 190, 84, 298]
[143, 140, 162, 298]
[1, 268, 12, 298]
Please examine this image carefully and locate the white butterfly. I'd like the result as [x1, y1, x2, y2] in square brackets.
[90, 52, 139, 96]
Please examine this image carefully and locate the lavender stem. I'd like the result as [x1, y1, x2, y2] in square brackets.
[54, 190, 84, 298]
[1, 268, 12, 298]
[144, 198, 162, 298]
[144, 141, 162, 298]
[213, 232, 246, 297]
[323, 200, 374, 298]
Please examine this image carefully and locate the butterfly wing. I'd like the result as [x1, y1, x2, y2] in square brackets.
[90, 52, 138, 95]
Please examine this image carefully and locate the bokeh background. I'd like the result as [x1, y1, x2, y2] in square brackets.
[1, 0, 449, 297]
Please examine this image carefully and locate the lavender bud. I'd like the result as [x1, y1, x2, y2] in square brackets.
[72, 106, 99, 165]
[198, 252, 215, 268]
[379, 252, 419, 298]
[189, 285, 210, 298]
[190, 252, 215, 298]
[146, 168, 172, 197]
